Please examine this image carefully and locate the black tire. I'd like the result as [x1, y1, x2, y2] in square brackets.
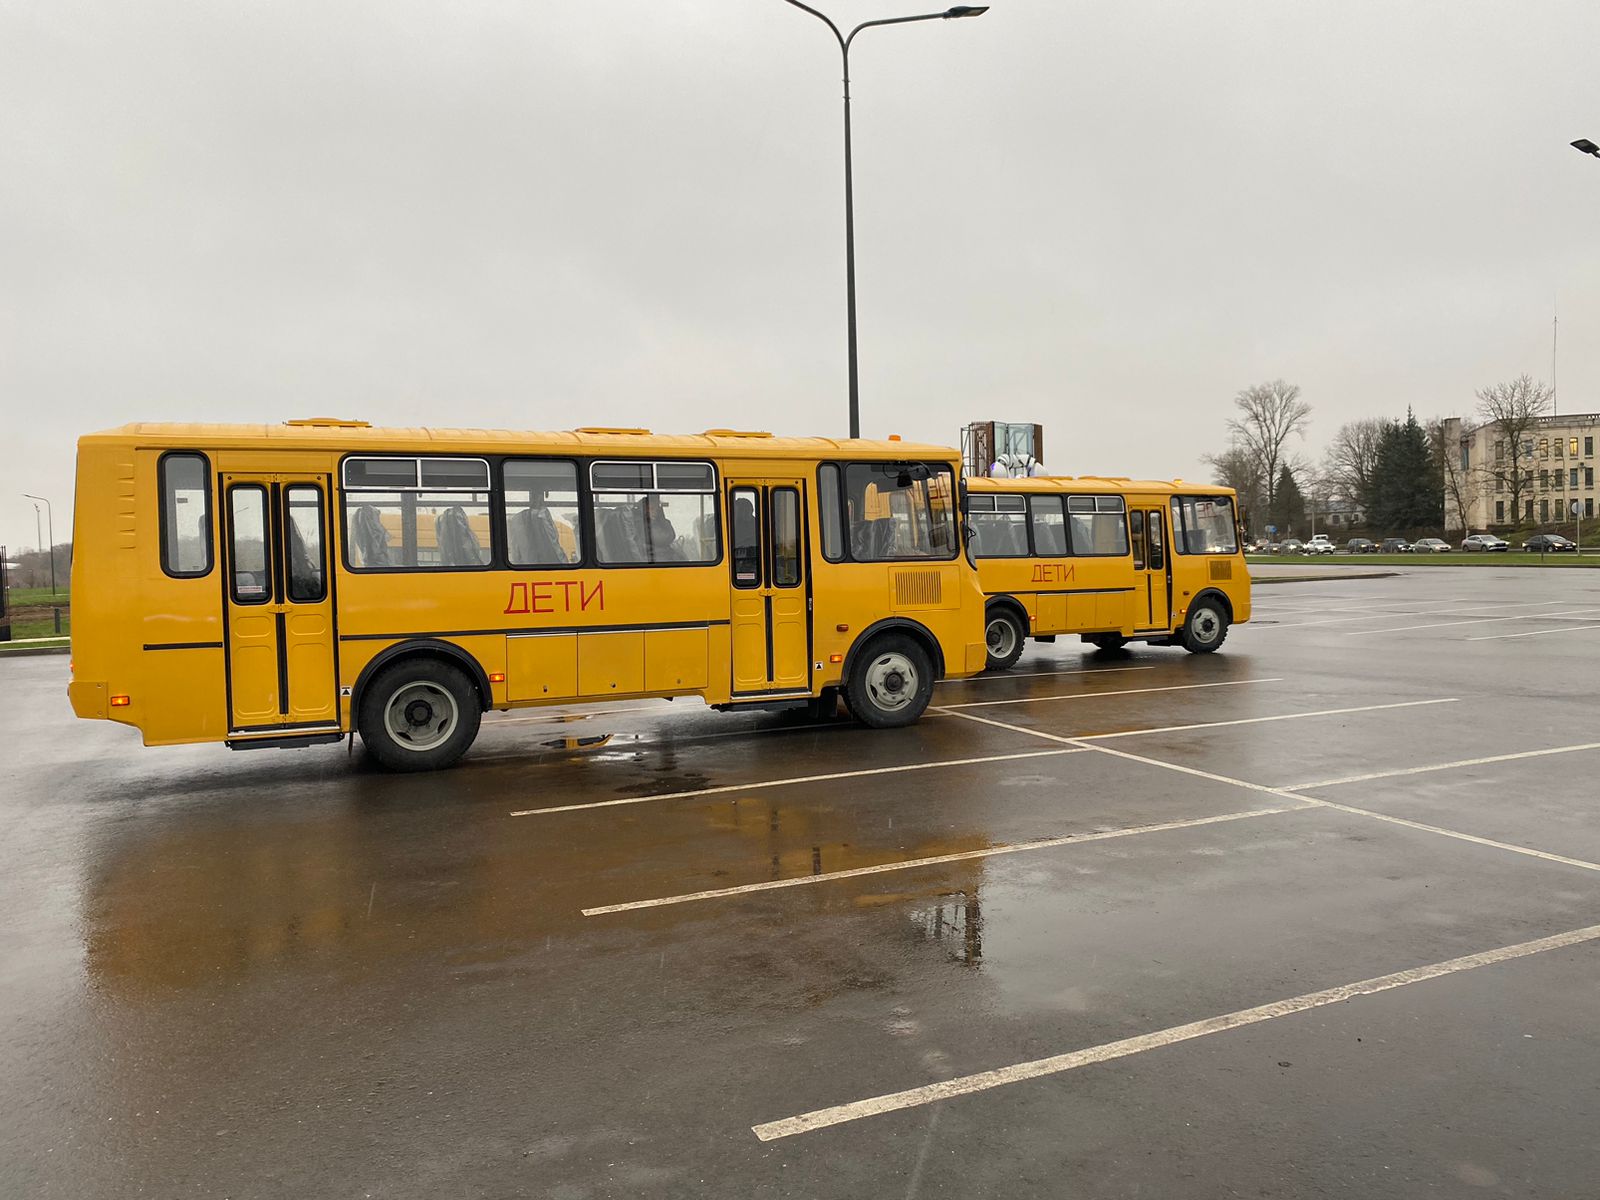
[358, 658, 482, 772]
[1086, 634, 1128, 652]
[984, 606, 1026, 672]
[846, 634, 935, 729]
[1180, 598, 1229, 654]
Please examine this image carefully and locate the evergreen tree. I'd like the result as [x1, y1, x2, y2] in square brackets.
[1369, 410, 1443, 534]
[1269, 465, 1305, 537]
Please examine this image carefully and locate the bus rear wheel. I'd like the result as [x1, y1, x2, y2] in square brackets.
[984, 607, 1026, 671]
[847, 635, 934, 729]
[1180, 598, 1229, 654]
[359, 659, 482, 771]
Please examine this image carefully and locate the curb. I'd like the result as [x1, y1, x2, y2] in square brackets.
[1252, 572, 1401, 585]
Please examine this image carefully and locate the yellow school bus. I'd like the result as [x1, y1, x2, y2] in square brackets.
[68, 420, 988, 770]
[966, 476, 1250, 669]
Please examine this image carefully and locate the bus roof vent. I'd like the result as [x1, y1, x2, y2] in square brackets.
[285, 417, 371, 428]
[576, 427, 651, 436]
[703, 429, 772, 438]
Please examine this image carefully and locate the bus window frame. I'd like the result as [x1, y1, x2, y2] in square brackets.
[817, 464, 845, 563]
[227, 483, 273, 606]
[586, 458, 723, 570]
[500, 456, 585, 571]
[966, 492, 1031, 559]
[838, 461, 961, 564]
[338, 454, 497, 575]
[1170, 494, 1240, 556]
[157, 450, 215, 580]
[1064, 495, 1130, 558]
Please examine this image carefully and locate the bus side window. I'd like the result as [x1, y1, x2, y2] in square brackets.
[1130, 510, 1146, 570]
[1029, 496, 1067, 555]
[159, 452, 213, 577]
[730, 488, 761, 587]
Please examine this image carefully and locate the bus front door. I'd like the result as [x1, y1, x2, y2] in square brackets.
[222, 474, 340, 735]
[727, 481, 811, 696]
[1131, 506, 1170, 632]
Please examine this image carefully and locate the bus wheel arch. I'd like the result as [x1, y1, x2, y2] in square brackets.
[983, 599, 1027, 671]
[351, 641, 492, 771]
[1180, 590, 1232, 654]
[841, 620, 941, 729]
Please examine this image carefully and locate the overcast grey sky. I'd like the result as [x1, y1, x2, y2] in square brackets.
[3, 0, 1597, 553]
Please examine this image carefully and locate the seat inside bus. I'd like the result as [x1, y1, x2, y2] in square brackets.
[508, 502, 568, 565]
[853, 517, 896, 560]
[437, 506, 484, 567]
[350, 505, 393, 567]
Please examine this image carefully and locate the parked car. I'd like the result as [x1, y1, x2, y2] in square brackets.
[1305, 534, 1336, 555]
[1412, 537, 1451, 553]
[1280, 538, 1305, 555]
[1461, 533, 1510, 552]
[1379, 537, 1411, 553]
[1523, 533, 1577, 552]
[1345, 537, 1376, 553]
[1243, 540, 1262, 554]
[1264, 541, 1283, 554]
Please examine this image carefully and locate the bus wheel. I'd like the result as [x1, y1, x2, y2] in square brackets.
[984, 607, 1025, 671]
[359, 659, 482, 771]
[1180, 599, 1229, 654]
[847, 635, 934, 729]
[1087, 634, 1127, 652]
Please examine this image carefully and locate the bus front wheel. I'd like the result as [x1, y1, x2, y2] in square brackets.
[358, 659, 483, 771]
[1180, 599, 1229, 654]
[847, 635, 934, 729]
[984, 607, 1026, 672]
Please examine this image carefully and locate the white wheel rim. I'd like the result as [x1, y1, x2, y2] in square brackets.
[986, 616, 1018, 660]
[383, 681, 459, 752]
[864, 651, 919, 712]
[1192, 609, 1222, 644]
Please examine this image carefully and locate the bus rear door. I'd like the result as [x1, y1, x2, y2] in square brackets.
[221, 473, 340, 736]
[727, 480, 810, 696]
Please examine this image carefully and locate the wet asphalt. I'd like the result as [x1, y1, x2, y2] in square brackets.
[4, 567, 1600, 1198]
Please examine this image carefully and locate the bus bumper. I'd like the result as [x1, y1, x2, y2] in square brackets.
[69, 680, 107, 720]
[963, 640, 988, 675]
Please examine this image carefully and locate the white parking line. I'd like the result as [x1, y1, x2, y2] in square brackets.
[939, 677, 1283, 711]
[934, 698, 1459, 747]
[580, 804, 1305, 916]
[939, 665, 1157, 684]
[508, 748, 1084, 817]
[1465, 622, 1600, 642]
[1288, 743, 1600, 790]
[1345, 608, 1597, 636]
[751, 920, 1600, 1140]
[1259, 600, 1577, 630]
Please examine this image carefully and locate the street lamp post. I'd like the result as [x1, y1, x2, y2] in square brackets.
[778, 2, 989, 439]
[22, 493, 55, 599]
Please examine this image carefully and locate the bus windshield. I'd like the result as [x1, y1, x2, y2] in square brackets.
[1173, 495, 1239, 555]
[844, 463, 958, 561]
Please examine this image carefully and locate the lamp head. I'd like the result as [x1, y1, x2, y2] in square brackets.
[944, 6, 989, 17]
[1573, 138, 1600, 158]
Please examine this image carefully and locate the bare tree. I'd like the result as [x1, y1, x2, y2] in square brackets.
[1226, 380, 1312, 514]
[1202, 444, 1265, 534]
[1322, 418, 1387, 515]
[1476, 375, 1552, 528]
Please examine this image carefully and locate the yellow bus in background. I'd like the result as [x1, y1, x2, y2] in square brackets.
[68, 421, 987, 770]
[966, 476, 1250, 669]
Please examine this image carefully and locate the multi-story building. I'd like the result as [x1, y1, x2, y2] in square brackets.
[1442, 411, 1598, 532]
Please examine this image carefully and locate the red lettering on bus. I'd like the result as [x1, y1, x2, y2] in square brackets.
[557, 580, 578, 609]
[530, 582, 553, 614]
[581, 581, 604, 611]
[1031, 562, 1076, 585]
[503, 582, 531, 614]
[503, 578, 605, 616]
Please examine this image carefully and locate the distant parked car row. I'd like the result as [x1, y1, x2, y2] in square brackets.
[1245, 532, 1579, 555]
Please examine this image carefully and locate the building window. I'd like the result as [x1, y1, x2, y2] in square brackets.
[1555, 438, 1564, 459]
[1525, 499, 1534, 519]
[1540, 499, 1549, 522]
[1589, 499, 1595, 518]
[1586, 437, 1594, 457]
[1460, 441, 1470, 471]
[1539, 469, 1549, 489]
[1539, 438, 1549, 458]
[1586, 467, 1595, 489]
[1495, 500, 1505, 524]
[1572, 468, 1581, 490]
[1494, 440, 1504, 462]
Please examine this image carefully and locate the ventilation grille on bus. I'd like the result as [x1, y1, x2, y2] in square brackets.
[893, 570, 943, 607]
[1210, 560, 1233, 581]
